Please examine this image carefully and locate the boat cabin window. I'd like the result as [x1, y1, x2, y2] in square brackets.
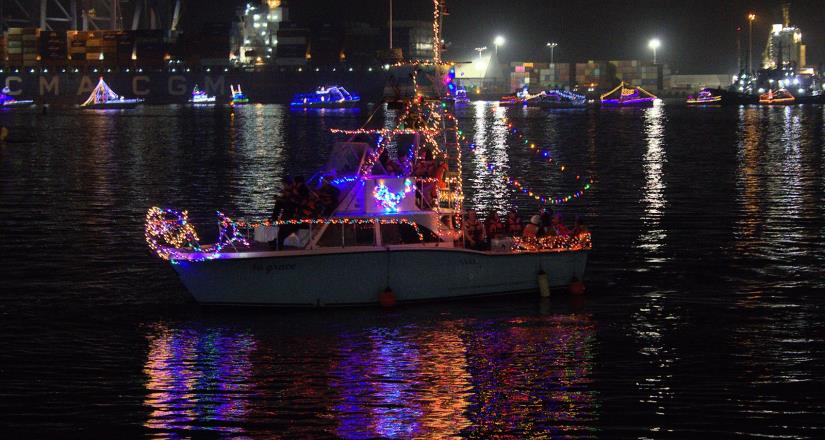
[380, 224, 440, 245]
[316, 223, 375, 247]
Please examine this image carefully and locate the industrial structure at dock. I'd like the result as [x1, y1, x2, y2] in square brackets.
[0, 0, 822, 102]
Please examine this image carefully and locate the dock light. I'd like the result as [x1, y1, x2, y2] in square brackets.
[648, 38, 661, 64]
[493, 35, 505, 55]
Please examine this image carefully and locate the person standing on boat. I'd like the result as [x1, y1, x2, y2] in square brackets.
[464, 210, 485, 249]
[272, 176, 295, 220]
[506, 210, 523, 236]
[485, 211, 506, 241]
[317, 176, 340, 217]
[523, 215, 541, 238]
[539, 207, 554, 236]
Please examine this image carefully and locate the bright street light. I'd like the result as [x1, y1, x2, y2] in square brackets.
[546, 42, 558, 65]
[648, 38, 661, 64]
[493, 35, 505, 56]
[747, 13, 756, 73]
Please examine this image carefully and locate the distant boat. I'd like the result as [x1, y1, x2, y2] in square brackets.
[529, 89, 587, 108]
[189, 84, 216, 104]
[453, 86, 470, 104]
[686, 88, 723, 105]
[80, 77, 143, 109]
[759, 88, 795, 105]
[600, 82, 657, 107]
[290, 85, 360, 108]
[498, 85, 532, 107]
[0, 87, 35, 108]
[230, 84, 249, 105]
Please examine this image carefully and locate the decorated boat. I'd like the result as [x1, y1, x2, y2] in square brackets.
[230, 84, 249, 105]
[189, 84, 216, 104]
[529, 89, 587, 108]
[80, 77, 143, 109]
[686, 88, 723, 105]
[759, 88, 795, 105]
[453, 86, 470, 104]
[499, 85, 532, 107]
[145, 78, 594, 307]
[600, 82, 657, 107]
[0, 87, 35, 108]
[290, 85, 360, 108]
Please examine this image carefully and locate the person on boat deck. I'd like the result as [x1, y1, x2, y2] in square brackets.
[272, 176, 296, 220]
[485, 211, 506, 240]
[572, 216, 589, 236]
[506, 210, 523, 236]
[379, 150, 403, 175]
[433, 161, 448, 184]
[551, 214, 571, 236]
[522, 215, 541, 239]
[292, 176, 318, 218]
[539, 207, 554, 236]
[317, 176, 340, 217]
[464, 210, 485, 249]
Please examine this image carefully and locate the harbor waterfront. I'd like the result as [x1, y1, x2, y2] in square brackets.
[2, 102, 825, 437]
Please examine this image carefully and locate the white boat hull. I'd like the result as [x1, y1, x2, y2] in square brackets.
[171, 247, 588, 306]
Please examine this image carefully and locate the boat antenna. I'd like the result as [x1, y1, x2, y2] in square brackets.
[389, 0, 393, 49]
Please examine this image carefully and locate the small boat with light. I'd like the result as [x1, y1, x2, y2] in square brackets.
[0, 87, 35, 108]
[80, 77, 143, 109]
[146, 90, 592, 307]
[499, 85, 532, 107]
[600, 82, 657, 107]
[189, 84, 216, 104]
[230, 84, 249, 105]
[759, 88, 795, 105]
[453, 86, 470, 104]
[290, 85, 360, 108]
[529, 89, 587, 108]
[686, 88, 723, 105]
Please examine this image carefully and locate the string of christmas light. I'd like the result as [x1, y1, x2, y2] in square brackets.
[447, 111, 594, 206]
[329, 128, 431, 136]
[432, 0, 441, 63]
[500, 116, 573, 175]
[145, 207, 249, 262]
[512, 233, 592, 253]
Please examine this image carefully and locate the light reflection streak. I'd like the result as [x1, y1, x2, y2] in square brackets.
[230, 105, 287, 218]
[462, 315, 597, 437]
[468, 102, 511, 214]
[734, 106, 764, 246]
[638, 103, 667, 252]
[142, 325, 257, 435]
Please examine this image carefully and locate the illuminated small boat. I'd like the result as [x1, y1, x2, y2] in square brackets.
[529, 89, 587, 108]
[600, 82, 657, 107]
[759, 88, 795, 105]
[0, 87, 34, 108]
[686, 88, 723, 105]
[290, 85, 360, 108]
[189, 84, 216, 104]
[499, 86, 531, 107]
[146, 98, 591, 307]
[80, 77, 143, 109]
[453, 86, 470, 104]
[230, 84, 249, 105]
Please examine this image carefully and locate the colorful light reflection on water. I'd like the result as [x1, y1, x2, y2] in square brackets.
[140, 313, 595, 438]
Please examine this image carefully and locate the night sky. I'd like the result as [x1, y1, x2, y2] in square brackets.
[192, 0, 825, 73]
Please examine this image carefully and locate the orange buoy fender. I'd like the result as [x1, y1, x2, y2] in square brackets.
[379, 287, 397, 308]
[569, 278, 586, 295]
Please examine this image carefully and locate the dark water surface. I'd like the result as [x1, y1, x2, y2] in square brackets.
[1, 103, 824, 438]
